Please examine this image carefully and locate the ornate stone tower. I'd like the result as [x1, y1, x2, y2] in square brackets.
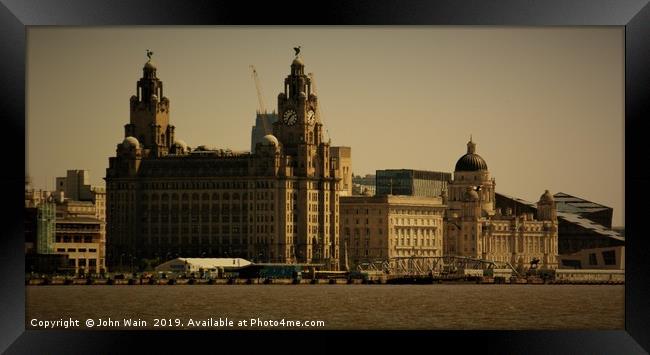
[124, 51, 175, 158]
[272, 50, 339, 268]
[274, 54, 326, 173]
[536, 190, 559, 267]
[537, 190, 558, 221]
[447, 137, 496, 217]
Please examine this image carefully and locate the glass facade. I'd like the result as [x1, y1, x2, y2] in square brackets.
[36, 201, 56, 254]
[376, 169, 451, 198]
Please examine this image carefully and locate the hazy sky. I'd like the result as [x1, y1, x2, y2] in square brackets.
[27, 27, 624, 226]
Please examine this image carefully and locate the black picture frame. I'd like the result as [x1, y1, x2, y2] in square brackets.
[2, 1, 649, 353]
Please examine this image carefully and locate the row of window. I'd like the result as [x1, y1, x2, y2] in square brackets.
[117, 180, 333, 192]
[139, 238, 335, 247]
[395, 237, 440, 247]
[141, 192, 260, 201]
[56, 224, 100, 230]
[138, 181, 259, 190]
[66, 258, 103, 267]
[391, 218, 439, 226]
[56, 248, 98, 253]
[394, 228, 437, 237]
[391, 250, 438, 257]
[56, 236, 97, 243]
[142, 224, 292, 235]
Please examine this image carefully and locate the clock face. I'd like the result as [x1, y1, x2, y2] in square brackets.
[306, 110, 315, 125]
[283, 109, 297, 126]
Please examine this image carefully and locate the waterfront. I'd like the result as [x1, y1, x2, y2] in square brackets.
[26, 285, 623, 330]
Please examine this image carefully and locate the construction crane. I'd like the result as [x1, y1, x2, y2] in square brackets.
[308, 72, 331, 142]
[250, 65, 272, 135]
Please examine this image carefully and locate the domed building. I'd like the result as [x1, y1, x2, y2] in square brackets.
[444, 138, 559, 270]
[446, 137, 496, 217]
[106, 52, 342, 271]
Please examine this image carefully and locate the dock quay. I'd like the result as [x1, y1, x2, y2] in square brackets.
[25, 257, 624, 286]
[25, 274, 624, 286]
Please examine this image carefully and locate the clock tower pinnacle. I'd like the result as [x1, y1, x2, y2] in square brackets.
[125, 51, 175, 158]
[275, 50, 324, 159]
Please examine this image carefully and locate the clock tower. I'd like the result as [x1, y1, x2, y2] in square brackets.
[274, 54, 326, 175]
[272, 51, 339, 268]
[124, 53, 175, 158]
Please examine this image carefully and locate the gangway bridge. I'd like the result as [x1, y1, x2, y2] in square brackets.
[355, 256, 520, 279]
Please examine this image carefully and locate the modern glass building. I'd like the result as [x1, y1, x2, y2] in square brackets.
[36, 201, 56, 254]
[375, 169, 451, 198]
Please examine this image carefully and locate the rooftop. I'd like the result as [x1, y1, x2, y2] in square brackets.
[341, 194, 444, 206]
[553, 192, 612, 214]
[156, 258, 252, 269]
[496, 192, 623, 242]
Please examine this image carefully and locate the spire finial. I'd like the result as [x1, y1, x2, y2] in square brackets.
[467, 136, 476, 154]
[293, 46, 301, 57]
[146, 49, 153, 61]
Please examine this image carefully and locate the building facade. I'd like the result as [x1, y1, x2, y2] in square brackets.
[352, 174, 376, 196]
[25, 180, 56, 255]
[250, 112, 279, 152]
[558, 246, 624, 270]
[444, 139, 559, 270]
[54, 169, 106, 222]
[91, 186, 106, 222]
[106, 53, 342, 270]
[330, 146, 352, 196]
[553, 192, 613, 228]
[54, 215, 106, 275]
[56, 170, 93, 201]
[376, 169, 451, 197]
[340, 195, 445, 269]
[495, 192, 624, 255]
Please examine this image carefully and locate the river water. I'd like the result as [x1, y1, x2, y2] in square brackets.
[26, 285, 624, 330]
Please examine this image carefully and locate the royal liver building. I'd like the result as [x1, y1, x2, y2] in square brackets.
[106, 51, 341, 270]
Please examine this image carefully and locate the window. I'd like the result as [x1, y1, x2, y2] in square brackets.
[602, 250, 616, 265]
[67, 248, 76, 252]
[589, 253, 598, 265]
[56, 248, 65, 252]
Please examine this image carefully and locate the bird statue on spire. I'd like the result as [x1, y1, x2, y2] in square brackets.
[293, 46, 301, 56]
[146, 49, 154, 61]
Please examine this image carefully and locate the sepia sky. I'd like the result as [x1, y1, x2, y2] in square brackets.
[26, 27, 624, 226]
